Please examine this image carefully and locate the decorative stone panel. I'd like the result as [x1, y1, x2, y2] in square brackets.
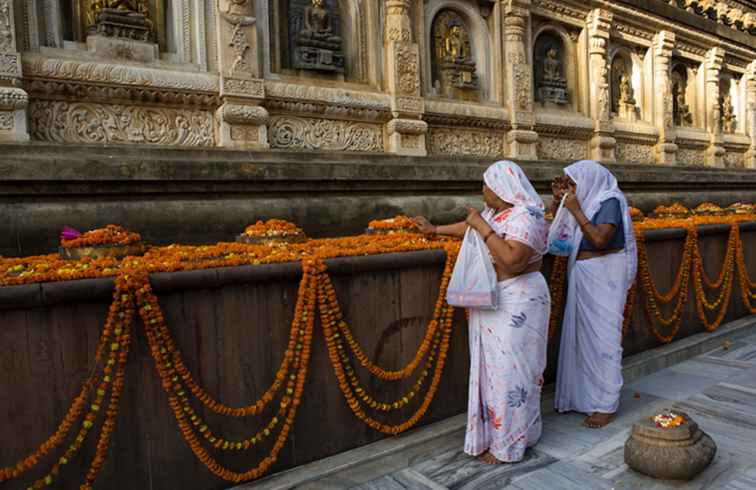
[428, 127, 504, 157]
[268, 115, 383, 152]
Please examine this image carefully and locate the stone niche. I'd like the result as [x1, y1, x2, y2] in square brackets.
[720, 75, 738, 134]
[430, 9, 480, 101]
[533, 31, 570, 108]
[610, 52, 638, 122]
[672, 62, 695, 128]
[283, 0, 345, 74]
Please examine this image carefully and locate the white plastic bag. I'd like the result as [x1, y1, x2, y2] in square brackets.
[547, 194, 578, 257]
[446, 227, 498, 310]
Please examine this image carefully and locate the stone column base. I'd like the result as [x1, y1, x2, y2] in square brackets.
[0, 87, 30, 143]
[386, 119, 428, 156]
[216, 103, 270, 149]
[590, 134, 617, 163]
[745, 148, 756, 169]
[706, 142, 725, 167]
[506, 129, 538, 160]
[655, 142, 677, 165]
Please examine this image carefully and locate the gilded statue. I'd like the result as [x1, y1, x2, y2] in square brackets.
[85, 0, 150, 29]
[443, 25, 468, 63]
[301, 0, 341, 43]
[722, 94, 736, 133]
[618, 74, 634, 104]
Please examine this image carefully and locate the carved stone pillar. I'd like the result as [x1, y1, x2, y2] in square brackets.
[0, 0, 29, 142]
[652, 31, 677, 165]
[215, 0, 269, 149]
[745, 61, 756, 169]
[502, 0, 537, 160]
[704, 47, 725, 166]
[587, 9, 615, 163]
[383, 0, 427, 156]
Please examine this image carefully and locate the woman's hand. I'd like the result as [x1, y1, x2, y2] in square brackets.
[563, 192, 581, 216]
[413, 216, 436, 236]
[465, 206, 489, 233]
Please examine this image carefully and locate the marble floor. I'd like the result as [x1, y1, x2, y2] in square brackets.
[277, 333, 756, 489]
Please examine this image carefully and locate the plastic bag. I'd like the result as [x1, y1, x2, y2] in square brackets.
[445, 227, 498, 310]
[547, 194, 578, 256]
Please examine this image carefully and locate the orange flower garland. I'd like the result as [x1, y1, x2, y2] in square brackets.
[242, 219, 304, 238]
[60, 225, 141, 249]
[367, 215, 420, 231]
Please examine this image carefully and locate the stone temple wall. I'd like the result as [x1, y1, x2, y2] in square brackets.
[0, 0, 755, 168]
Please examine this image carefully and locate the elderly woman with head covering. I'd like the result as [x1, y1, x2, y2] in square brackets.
[415, 161, 550, 464]
[552, 160, 637, 429]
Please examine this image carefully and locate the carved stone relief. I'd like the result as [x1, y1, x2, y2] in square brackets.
[722, 93, 737, 133]
[537, 137, 587, 161]
[268, 115, 382, 151]
[616, 140, 655, 164]
[428, 127, 503, 157]
[0, 0, 13, 52]
[395, 43, 420, 96]
[430, 9, 479, 101]
[672, 64, 693, 127]
[724, 150, 746, 168]
[610, 54, 637, 121]
[29, 101, 214, 146]
[676, 147, 706, 165]
[0, 111, 12, 129]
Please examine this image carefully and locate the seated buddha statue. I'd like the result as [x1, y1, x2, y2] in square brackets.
[300, 0, 341, 45]
[542, 48, 567, 87]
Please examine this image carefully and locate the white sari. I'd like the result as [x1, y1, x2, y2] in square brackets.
[463, 161, 551, 462]
[555, 160, 637, 415]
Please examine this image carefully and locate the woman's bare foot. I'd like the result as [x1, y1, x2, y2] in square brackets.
[477, 451, 505, 465]
[583, 412, 616, 428]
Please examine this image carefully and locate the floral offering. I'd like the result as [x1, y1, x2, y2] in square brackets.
[693, 202, 725, 216]
[651, 412, 685, 429]
[629, 207, 645, 221]
[727, 202, 755, 215]
[60, 225, 141, 249]
[367, 215, 420, 234]
[652, 203, 691, 219]
[242, 219, 304, 238]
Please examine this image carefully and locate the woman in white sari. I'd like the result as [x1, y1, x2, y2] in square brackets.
[554, 160, 637, 428]
[415, 161, 550, 464]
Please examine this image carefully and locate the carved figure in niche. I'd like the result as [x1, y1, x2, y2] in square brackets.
[431, 10, 479, 101]
[290, 0, 344, 73]
[534, 34, 569, 106]
[722, 94, 737, 133]
[83, 0, 153, 41]
[671, 66, 693, 127]
[610, 55, 637, 120]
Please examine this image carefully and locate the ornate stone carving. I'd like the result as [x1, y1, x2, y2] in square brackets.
[611, 55, 637, 121]
[221, 103, 269, 125]
[676, 147, 706, 165]
[503, 3, 536, 159]
[23, 56, 220, 92]
[537, 137, 587, 161]
[269, 116, 382, 151]
[721, 94, 737, 133]
[395, 44, 420, 96]
[672, 65, 693, 127]
[0, 86, 29, 110]
[29, 101, 214, 146]
[675, 0, 756, 34]
[222, 77, 265, 99]
[0, 52, 21, 78]
[531, 0, 587, 22]
[0, 111, 12, 130]
[0, 0, 14, 52]
[617, 141, 655, 164]
[652, 31, 677, 164]
[217, 0, 259, 80]
[25, 79, 219, 108]
[430, 9, 479, 101]
[290, 0, 344, 73]
[428, 128, 503, 157]
[724, 150, 745, 167]
[392, 96, 424, 114]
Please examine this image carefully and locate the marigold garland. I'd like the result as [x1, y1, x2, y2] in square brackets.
[60, 225, 141, 249]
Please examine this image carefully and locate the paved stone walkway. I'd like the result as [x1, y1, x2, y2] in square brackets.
[240, 320, 756, 490]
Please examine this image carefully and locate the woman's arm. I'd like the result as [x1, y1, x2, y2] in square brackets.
[563, 194, 617, 249]
[414, 216, 467, 238]
[463, 208, 535, 274]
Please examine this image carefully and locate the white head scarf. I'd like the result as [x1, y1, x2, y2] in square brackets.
[482, 160, 548, 256]
[564, 160, 637, 290]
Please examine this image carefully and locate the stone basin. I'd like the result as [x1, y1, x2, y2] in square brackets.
[624, 410, 716, 481]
